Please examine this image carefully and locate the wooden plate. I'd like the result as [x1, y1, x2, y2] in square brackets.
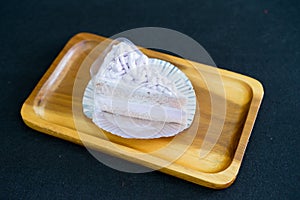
[21, 33, 264, 189]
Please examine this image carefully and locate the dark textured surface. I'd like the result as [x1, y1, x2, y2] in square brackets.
[1, 0, 299, 199]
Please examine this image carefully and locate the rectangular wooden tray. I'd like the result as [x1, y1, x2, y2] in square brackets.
[21, 33, 263, 189]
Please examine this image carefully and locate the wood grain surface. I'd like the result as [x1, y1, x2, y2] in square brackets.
[21, 33, 264, 189]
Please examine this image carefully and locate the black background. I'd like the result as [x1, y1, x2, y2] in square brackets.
[1, 0, 299, 199]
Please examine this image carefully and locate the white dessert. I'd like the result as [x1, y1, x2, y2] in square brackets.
[83, 38, 196, 138]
